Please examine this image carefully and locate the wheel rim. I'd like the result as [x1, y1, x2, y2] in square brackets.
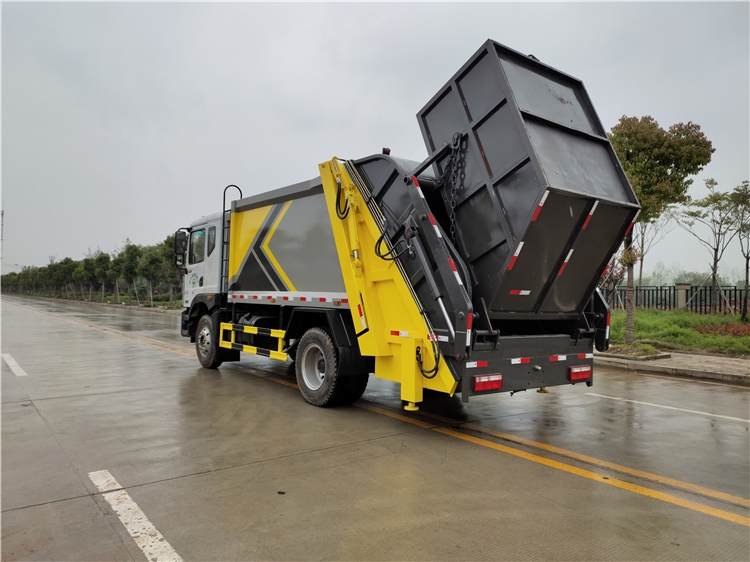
[300, 343, 326, 391]
[197, 325, 212, 357]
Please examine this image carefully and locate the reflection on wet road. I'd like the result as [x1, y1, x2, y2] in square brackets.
[3, 295, 749, 561]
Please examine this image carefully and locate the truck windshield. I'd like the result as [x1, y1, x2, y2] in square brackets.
[189, 229, 206, 264]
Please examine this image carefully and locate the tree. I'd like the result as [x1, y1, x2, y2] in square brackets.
[2, 272, 19, 293]
[730, 181, 750, 321]
[120, 241, 142, 305]
[93, 252, 111, 303]
[158, 234, 182, 306]
[138, 247, 162, 307]
[47, 258, 60, 298]
[609, 116, 713, 344]
[676, 179, 738, 315]
[633, 212, 676, 298]
[109, 250, 124, 304]
[73, 258, 97, 301]
[18, 267, 32, 294]
[57, 257, 78, 299]
[598, 250, 626, 309]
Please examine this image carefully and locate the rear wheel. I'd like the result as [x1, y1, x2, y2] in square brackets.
[295, 328, 367, 407]
[196, 314, 222, 369]
[341, 373, 369, 404]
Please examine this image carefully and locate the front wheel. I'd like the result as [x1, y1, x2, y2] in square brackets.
[196, 314, 222, 369]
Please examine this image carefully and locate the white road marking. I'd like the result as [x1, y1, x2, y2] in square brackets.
[1, 353, 28, 376]
[88, 470, 183, 562]
[586, 393, 749, 423]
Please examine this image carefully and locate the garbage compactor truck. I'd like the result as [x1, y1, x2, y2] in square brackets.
[174, 40, 640, 410]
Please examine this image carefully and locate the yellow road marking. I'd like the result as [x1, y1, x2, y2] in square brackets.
[7, 299, 748, 526]
[435, 428, 750, 527]
[356, 403, 436, 429]
[355, 403, 748, 527]
[416, 410, 750, 509]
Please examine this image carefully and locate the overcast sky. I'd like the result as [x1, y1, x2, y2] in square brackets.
[2, 2, 749, 281]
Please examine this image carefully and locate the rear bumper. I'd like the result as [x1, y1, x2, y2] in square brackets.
[457, 335, 594, 402]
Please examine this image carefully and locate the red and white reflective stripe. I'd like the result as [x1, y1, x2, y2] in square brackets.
[550, 355, 567, 362]
[511, 357, 531, 365]
[601, 264, 610, 278]
[448, 258, 464, 286]
[357, 304, 367, 331]
[509, 289, 531, 296]
[531, 190, 549, 221]
[390, 330, 409, 337]
[624, 209, 641, 236]
[507, 241, 524, 270]
[578, 353, 594, 359]
[428, 214, 443, 238]
[558, 249, 574, 276]
[428, 334, 449, 342]
[605, 312, 611, 340]
[228, 293, 348, 305]
[412, 176, 425, 199]
[582, 201, 599, 229]
[466, 360, 488, 369]
[465, 313, 473, 347]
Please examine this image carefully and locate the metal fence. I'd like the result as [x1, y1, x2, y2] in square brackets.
[604, 285, 746, 314]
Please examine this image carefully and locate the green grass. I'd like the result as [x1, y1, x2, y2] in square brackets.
[609, 309, 750, 356]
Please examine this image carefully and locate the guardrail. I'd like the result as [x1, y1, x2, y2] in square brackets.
[603, 285, 746, 314]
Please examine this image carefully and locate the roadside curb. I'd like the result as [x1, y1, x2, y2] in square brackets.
[594, 356, 750, 387]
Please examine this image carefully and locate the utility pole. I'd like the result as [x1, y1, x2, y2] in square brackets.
[1, 207, 4, 272]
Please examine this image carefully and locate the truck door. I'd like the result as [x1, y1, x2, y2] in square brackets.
[183, 222, 220, 307]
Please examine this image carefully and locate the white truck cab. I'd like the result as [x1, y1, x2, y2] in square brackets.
[182, 212, 223, 309]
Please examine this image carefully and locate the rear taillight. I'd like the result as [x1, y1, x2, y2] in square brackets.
[569, 365, 592, 381]
[473, 374, 503, 392]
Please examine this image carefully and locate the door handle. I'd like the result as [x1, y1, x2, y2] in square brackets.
[199, 277, 203, 287]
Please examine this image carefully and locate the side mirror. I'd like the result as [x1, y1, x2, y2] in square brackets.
[174, 231, 187, 268]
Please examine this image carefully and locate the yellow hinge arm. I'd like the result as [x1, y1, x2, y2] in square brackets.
[319, 159, 458, 408]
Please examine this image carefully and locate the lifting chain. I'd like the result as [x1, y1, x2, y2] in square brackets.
[440, 133, 466, 246]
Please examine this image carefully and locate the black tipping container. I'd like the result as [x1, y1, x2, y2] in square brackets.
[417, 40, 639, 318]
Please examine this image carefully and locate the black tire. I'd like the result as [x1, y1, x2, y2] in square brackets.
[295, 328, 370, 407]
[340, 373, 369, 405]
[196, 314, 222, 369]
[295, 328, 348, 407]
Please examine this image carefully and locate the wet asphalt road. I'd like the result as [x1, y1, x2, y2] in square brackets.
[2, 295, 749, 561]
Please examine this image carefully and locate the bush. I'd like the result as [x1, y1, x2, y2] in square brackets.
[610, 309, 750, 356]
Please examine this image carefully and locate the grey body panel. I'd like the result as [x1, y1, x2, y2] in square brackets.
[266, 192, 346, 292]
[232, 178, 323, 213]
[228, 186, 346, 295]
